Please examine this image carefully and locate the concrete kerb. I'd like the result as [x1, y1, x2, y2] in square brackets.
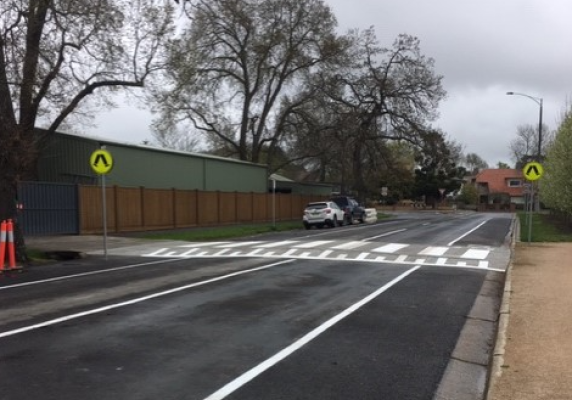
[434, 214, 517, 400]
[483, 214, 518, 398]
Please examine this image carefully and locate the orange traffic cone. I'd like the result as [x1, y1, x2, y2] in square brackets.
[6, 220, 16, 270]
[0, 220, 6, 271]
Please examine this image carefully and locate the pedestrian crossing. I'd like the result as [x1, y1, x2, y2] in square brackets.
[142, 239, 493, 270]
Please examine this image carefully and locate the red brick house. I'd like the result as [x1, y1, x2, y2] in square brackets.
[470, 169, 525, 210]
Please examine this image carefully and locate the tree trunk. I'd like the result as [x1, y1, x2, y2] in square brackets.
[0, 126, 40, 263]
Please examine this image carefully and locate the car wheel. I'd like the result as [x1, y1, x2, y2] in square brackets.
[359, 213, 365, 223]
[337, 216, 344, 227]
[304, 222, 311, 230]
[346, 214, 353, 225]
[329, 216, 337, 228]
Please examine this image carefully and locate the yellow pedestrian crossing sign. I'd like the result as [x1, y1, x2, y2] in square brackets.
[90, 149, 113, 175]
[523, 162, 543, 181]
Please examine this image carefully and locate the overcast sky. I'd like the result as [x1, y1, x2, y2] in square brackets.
[89, 0, 572, 168]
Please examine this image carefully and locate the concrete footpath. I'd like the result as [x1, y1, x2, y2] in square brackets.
[487, 241, 572, 399]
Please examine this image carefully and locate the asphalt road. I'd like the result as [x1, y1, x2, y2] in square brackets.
[0, 212, 513, 400]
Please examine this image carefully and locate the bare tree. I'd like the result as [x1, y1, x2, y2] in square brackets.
[0, 0, 175, 256]
[302, 29, 446, 197]
[464, 152, 488, 174]
[152, 0, 347, 164]
[510, 123, 552, 166]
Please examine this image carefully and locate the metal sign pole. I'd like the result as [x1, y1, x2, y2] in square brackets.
[102, 174, 108, 260]
[527, 185, 533, 244]
[272, 179, 276, 228]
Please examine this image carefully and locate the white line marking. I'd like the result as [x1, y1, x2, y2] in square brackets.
[336, 254, 348, 259]
[0, 259, 178, 291]
[448, 220, 489, 246]
[294, 241, 334, 249]
[217, 241, 263, 248]
[180, 242, 231, 248]
[371, 243, 409, 253]
[461, 249, 490, 260]
[282, 249, 297, 256]
[212, 249, 231, 256]
[363, 229, 407, 241]
[179, 248, 200, 257]
[246, 249, 264, 256]
[317, 250, 333, 258]
[144, 248, 169, 256]
[254, 241, 299, 248]
[202, 266, 421, 400]
[419, 247, 449, 256]
[478, 261, 489, 269]
[0, 259, 296, 339]
[436, 258, 447, 265]
[330, 242, 369, 250]
[395, 255, 408, 263]
[356, 253, 369, 260]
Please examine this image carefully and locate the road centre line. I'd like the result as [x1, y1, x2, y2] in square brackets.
[202, 265, 421, 400]
[0, 259, 296, 339]
[363, 229, 407, 241]
[0, 259, 178, 291]
[448, 220, 489, 246]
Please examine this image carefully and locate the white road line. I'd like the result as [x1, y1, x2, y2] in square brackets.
[180, 242, 231, 248]
[202, 265, 421, 400]
[419, 247, 449, 256]
[294, 241, 334, 249]
[436, 258, 447, 265]
[145, 248, 170, 256]
[217, 241, 263, 248]
[461, 248, 490, 260]
[395, 255, 408, 263]
[317, 250, 333, 258]
[0, 259, 178, 291]
[371, 243, 409, 253]
[356, 252, 370, 260]
[254, 241, 299, 248]
[0, 259, 297, 339]
[330, 241, 369, 250]
[179, 248, 200, 257]
[363, 229, 407, 241]
[448, 220, 489, 246]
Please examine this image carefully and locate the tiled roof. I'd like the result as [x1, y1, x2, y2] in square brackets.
[475, 169, 524, 197]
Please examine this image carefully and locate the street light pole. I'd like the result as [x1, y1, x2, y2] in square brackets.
[507, 91, 544, 239]
[506, 91, 543, 161]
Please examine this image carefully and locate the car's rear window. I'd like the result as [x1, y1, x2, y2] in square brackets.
[306, 202, 328, 210]
[332, 197, 348, 206]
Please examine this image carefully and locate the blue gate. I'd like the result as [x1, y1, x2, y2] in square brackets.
[17, 181, 79, 236]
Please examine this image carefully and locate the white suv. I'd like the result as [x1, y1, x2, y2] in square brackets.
[303, 201, 345, 229]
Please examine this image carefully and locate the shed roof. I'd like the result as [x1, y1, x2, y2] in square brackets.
[38, 128, 267, 168]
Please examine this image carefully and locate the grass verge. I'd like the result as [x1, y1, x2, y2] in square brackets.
[518, 212, 572, 242]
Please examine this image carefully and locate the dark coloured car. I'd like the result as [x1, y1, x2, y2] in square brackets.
[331, 196, 366, 225]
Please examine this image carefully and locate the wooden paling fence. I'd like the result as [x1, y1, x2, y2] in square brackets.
[80, 185, 326, 234]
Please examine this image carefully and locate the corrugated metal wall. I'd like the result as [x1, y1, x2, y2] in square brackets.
[37, 131, 268, 193]
[17, 181, 79, 235]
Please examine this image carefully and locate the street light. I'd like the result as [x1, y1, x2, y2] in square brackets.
[506, 91, 543, 161]
[507, 91, 544, 239]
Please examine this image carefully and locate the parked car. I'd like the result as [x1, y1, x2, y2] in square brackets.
[303, 201, 345, 229]
[331, 196, 366, 224]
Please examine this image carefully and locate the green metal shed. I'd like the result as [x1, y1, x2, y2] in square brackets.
[37, 130, 268, 192]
